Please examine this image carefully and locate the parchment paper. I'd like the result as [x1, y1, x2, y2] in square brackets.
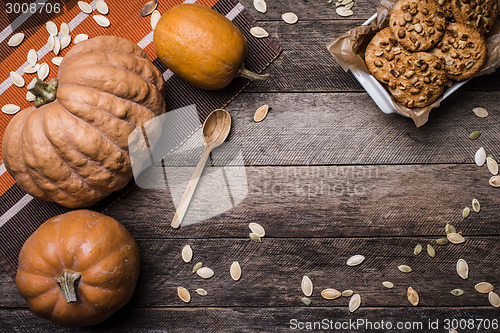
[327, 0, 500, 127]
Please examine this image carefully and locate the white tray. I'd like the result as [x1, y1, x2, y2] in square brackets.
[351, 13, 469, 115]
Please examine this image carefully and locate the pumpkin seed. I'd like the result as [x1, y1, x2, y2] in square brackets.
[487, 157, 498, 175]
[456, 259, 468, 280]
[398, 265, 412, 273]
[27, 49, 37, 67]
[475, 147, 486, 166]
[249, 232, 262, 242]
[336, 6, 354, 16]
[471, 198, 480, 212]
[347, 255, 365, 266]
[250, 27, 269, 39]
[447, 233, 465, 244]
[230, 261, 241, 281]
[254, 104, 270, 122]
[382, 281, 394, 289]
[196, 267, 214, 279]
[301, 275, 313, 297]
[253, 0, 267, 13]
[321, 288, 341, 299]
[462, 207, 470, 218]
[436, 237, 449, 246]
[74, 34, 89, 44]
[37, 63, 49, 80]
[8, 33, 24, 47]
[195, 288, 207, 296]
[248, 223, 265, 237]
[488, 291, 500, 307]
[61, 35, 71, 50]
[46, 21, 58, 36]
[475, 282, 494, 294]
[413, 244, 422, 255]
[26, 91, 35, 102]
[140, 0, 158, 16]
[301, 297, 312, 306]
[489, 176, 500, 187]
[10, 71, 25, 88]
[407, 287, 419, 306]
[349, 294, 361, 312]
[472, 107, 488, 118]
[181, 245, 193, 263]
[345, 1, 354, 9]
[193, 262, 203, 273]
[60, 22, 70, 36]
[342, 290, 353, 297]
[53, 37, 61, 56]
[78, 1, 92, 14]
[151, 10, 161, 30]
[23, 64, 39, 74]
[94, 15, 110, 28]
[177, 286, 191, 303]
[469, 131, 482, 140]
[96, 0, 109, 15]
[2, 104, 21, 115]
[282, 12, 298, 24]
[445, 223, 456, 235]
[450, 288, 464, 296]
[427, 244, 435, 258]
[47, 35, 55, 51]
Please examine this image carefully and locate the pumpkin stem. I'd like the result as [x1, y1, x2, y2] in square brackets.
[236, 64, 269, 82]
[56, 270, 81, 304]
[28, 78, 58, 108]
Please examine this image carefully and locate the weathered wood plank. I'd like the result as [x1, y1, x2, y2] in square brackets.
[1, 238, 498, 308]
[1, 306, 499, 332]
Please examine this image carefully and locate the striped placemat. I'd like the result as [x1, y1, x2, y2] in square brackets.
[0, 0, 282, 277]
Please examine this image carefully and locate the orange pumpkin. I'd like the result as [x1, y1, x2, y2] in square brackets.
[153, 3, 268, 90]
[15, 210, 140, 327]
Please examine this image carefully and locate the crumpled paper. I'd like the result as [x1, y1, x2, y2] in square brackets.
[327, 0, 500, 127]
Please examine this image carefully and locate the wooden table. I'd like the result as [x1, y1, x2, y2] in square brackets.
[1, 0, 499, 331]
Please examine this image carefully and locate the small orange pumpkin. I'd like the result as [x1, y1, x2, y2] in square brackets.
[153, 3, 268, 90]
[15, 210, 140, 327]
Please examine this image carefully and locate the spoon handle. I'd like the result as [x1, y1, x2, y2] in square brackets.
[171, 146, 211, 228]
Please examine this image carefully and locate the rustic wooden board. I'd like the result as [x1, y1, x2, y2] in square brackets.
[1, 306, 499, 332]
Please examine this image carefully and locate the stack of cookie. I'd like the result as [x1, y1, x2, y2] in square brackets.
[365, 0, 497, 108]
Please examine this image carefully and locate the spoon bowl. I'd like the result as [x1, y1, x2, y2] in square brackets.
[202, 109, 231, 148]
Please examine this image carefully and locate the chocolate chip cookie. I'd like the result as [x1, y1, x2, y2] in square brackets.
[389, 0, 447, 52]
[431, 23, 487, 81]
[365, 28, 411, 83]
[388, 52, 449, 108]
[451, 0, 498, 34]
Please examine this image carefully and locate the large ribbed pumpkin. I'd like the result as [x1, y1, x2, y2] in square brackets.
[1, 36, 166, 208]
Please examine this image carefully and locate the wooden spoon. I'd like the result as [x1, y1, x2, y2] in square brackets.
[171, 109, 232, 228]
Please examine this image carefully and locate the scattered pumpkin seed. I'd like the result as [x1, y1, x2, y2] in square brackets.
[61, 35, 71, 50]
[60, 22, 70, 36]
[23, 64, 38, 74]
[475, 282, 494, 294]
[282, 12, 298, 24]
[301, 275, 313, 297]
[151, 10, 161, 30]
[407, 287, 419, 306]
[456, 259, 469, 280]
[473, 107, 488, 117]
[27, 49, 37, 67]
[182, 244, 193, 263]
[37, 63, 49, 81]
[96, 0, 109, 15]
[250, 27, 269, 38]
[26, 91, 35, 102]
[436, 237, 449, 246]
[47, 35, 55, 51]
[346, 255, 365, 266]
[398, 265, 412, 273]
[195, 288, 207, 296]
[382, 281, 394, 289]
[8, 33, 24, 47]
[342, 290, 353, 297]
[193, 262, 203, 273]
[462, 207, 470, 218]
[52, 57, 63, 67]
[445, 223, 456, 235]
[469, 131, 482, 140]
[94, 15, 110, 28]
[427, 244, 435, 258]
[475, 147, 486, 166]
[78, 1, 92, 14]
[450, 289, 464, 296]
[447, 233, 465, 244]
[230, 261, 241, 281]
[248, 223, 265, 237]
[487, 157, 499, 175]
[301, 297, 312, 306]
[321, 288, 341, 300]
[253, 0, 267, 13]
[10, 71, 24, 88]
[413, 244, 422, 255]
[2, 104, 21, 115]
[345, 1, 354, 9]
[471, 198, 480, 213]
[140, 0, 158, 16]
[349, 294, 361, 312]
[196, 267, 214, 279]
[488, 291, 500, 307]
[489, 176, 500, 187]
[249, 232, 262, 242]
[53, 37, 61, 56]
[177, 286, 191, 303]
[254, 104, 270, 121]
[74, 34, 89, 44]
[46, 21, 58, 36]
[336, 6, 354, 16]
